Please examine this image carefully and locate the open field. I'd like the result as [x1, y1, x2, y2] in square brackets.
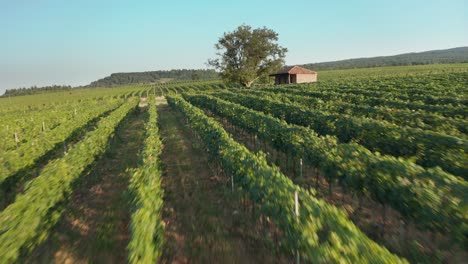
[0, 64, 467, 263]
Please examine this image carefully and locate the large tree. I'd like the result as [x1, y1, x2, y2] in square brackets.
[208, 25, 287, 87]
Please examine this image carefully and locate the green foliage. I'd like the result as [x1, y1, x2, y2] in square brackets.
[212, 89, 468, 178]
[185, 94, 467, 245]
[245, 88, 467, 138]
[0, 62, 465, 262]
[316, 63, 468, 81]
[0, 99, 137, 263]
[167, 95, 406, 263]
[0, 99, 124, 185]
[127, 98, 164, 263]
[208, 25, 287, 87]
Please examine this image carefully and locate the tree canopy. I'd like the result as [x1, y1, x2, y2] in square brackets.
[208, 25, 287, 87]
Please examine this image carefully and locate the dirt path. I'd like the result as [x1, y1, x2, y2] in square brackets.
[158, 102, 272, 264]
[29, 109, 147, 263]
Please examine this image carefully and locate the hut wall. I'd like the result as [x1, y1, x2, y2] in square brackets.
[296, 73, 317, 83]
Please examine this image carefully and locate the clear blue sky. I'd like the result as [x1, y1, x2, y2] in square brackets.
[1, 0, 467, 92]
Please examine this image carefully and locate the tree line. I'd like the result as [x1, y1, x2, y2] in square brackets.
[88, 69, 219, 87]
[302, 47, 468, 70]
[2, 85, 73, 97]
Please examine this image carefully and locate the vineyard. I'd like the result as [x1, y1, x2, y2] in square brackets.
[0, 64, 467, 263]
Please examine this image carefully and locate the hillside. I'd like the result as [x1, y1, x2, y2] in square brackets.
[302, 46, 468, 70]
[87, 69, 219, 87]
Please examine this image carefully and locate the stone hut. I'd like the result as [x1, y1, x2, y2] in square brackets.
[269, 66, 317, 85]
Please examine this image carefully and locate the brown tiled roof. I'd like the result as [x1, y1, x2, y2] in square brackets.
[269, 65, 317, 75]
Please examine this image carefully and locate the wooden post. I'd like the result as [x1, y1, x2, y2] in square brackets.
[254, 135, 257, 151]
[14, 132, 19, 144]
[299, 158, 303, 178]
[399, 219, 405, 245]
[42, 121, 46, 132]
[231, 174, 234, 192]
[294, 190, 300, 264]
[315, 168, 320, 189]
[294, 191, 299, 217]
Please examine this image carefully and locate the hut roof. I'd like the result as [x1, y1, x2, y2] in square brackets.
[270, 66, 317, 76]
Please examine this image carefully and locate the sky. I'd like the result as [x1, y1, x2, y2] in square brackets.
[1, 0, 467, 93]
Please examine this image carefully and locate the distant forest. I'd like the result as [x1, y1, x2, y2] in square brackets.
[302, 47, 468, 70]
[2, 85, 72, 97]
[88, 69, 219, 87]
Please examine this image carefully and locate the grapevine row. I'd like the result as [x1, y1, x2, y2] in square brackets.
[127, 98, 164, 263]
[316, 71, 468, 97]
[0, 99, 137, 263]
[260, 84, 466, 118]
[0, 99, 124, 186]
[243, 88, 467, 137]
[167, 95, 406, 263]
[314, 73, 468, 106]
[0, 99, 113, 151]
[212, 91, 468, 178]
[185, 93, 467, 244]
